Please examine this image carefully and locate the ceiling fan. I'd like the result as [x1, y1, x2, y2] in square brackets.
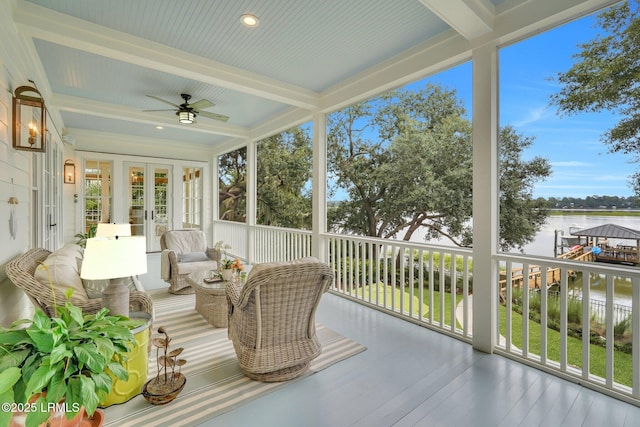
[143, 93, 229, 124]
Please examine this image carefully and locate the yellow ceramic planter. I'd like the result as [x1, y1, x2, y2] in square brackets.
[100, 312, 151, 407]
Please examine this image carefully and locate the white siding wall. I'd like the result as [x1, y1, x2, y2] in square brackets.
[0, 1, 36, 326]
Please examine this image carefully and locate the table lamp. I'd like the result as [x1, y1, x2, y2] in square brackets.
[96, 223, 132, 237]
[81, 236, 147, 317]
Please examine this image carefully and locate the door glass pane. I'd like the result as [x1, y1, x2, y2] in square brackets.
[128, 166, 145, 236]
[84, 160, 112, 234]
[182, 166, 202, 229]
[154, 167, 169, 239]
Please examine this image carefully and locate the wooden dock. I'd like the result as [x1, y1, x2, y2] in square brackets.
[499, 247, 594, 291]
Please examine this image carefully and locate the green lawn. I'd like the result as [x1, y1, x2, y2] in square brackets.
[349, 283, 632, 387]
[350, 283, 463, 328]
[499, 304, 632, 387]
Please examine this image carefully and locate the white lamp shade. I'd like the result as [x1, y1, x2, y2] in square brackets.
[95, 223, 132, 237]
[81, 236, 147, 280]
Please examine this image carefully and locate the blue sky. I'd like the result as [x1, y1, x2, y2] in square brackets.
[415, 8, 635, 199]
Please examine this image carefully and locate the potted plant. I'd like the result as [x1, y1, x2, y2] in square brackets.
[214, 241, 234, 280]
[0, 289, 142, 427]
[74, 224, 97, 248]
[142, 327, 187, 405]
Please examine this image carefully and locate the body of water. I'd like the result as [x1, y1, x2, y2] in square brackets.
[408, 214, 640, 308]
[520, 214, 640, 258]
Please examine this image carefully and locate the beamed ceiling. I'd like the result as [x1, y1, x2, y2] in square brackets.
[9, 0, 619, 150]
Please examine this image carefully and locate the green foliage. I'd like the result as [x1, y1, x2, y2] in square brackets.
[257, 127, 313, 229]
[218, 147, 247, 222]
[74, 224, 97, 248]
[508, 287, 632, 355]
[550, 1, 640, 194]
[327, 83, 550, 251]
[0, 303, 141, 427]
[499, 301, 634, 387]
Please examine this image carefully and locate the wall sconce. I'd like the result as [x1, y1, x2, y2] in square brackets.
[12, 85, 46, 152]
[64, 159, 75, 184]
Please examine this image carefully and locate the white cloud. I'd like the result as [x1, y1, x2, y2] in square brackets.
[550, 161, 593, 168]
[512, 106, 550, 127]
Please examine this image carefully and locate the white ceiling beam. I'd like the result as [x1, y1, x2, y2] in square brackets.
[318, 0, 616, 117]
[51, 94, 249, 139]
[319, 30, 470, 113]
[419, 0, 494, 40]
[13, 0, 319, 110]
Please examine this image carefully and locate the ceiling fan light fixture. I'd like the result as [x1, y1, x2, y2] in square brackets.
[178, 110, 194, 124]
[241, 14, 260, 27]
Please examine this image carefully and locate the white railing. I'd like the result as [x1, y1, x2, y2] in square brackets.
[253, 225, 312, 263]
[213, 220, 312, 263]
[327, 233, 473, 341]
[213, 220, 248, 259]
[496, 253, 640, 405]
[213, 221, 640, 406]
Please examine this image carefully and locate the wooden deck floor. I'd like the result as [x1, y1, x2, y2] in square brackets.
[195, 292, 640, 427]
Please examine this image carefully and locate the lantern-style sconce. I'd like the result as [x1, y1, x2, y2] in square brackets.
[12, 85, 46, 152]
[64, 160, 75, 184]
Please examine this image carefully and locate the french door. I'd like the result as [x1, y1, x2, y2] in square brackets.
[126, 163, 171, 252]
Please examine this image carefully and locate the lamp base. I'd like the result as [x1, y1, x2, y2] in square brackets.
[102, 277, 130, 317]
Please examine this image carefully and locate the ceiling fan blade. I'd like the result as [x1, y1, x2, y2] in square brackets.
[190, 99, 214, 111]
[146, 95, 179, 108]
[198, 110, 230, 122]
[142, 108, 175, 112]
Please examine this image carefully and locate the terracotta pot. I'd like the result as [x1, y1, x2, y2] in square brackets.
[142, 373, 186, 405]
[78, 409, 104, 427]
[9, 404, 91, 427]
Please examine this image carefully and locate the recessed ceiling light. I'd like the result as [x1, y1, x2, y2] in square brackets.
[240, 14, 260, 27]
[156, 126, 164, 130]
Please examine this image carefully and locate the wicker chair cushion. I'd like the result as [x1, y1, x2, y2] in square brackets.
[178, 252, 210, 262]
[33, 243, 88, 301]
[81, 275, 142, 299]
[175, 260, 218, 275]
[163, 230, 207, 254]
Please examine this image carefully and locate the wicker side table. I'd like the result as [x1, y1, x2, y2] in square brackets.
[187, 271, 228, 328]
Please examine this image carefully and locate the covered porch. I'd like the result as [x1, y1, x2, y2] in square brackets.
[2, 0, 640, 424]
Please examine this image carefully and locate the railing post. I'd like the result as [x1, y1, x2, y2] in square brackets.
[312, 112, 328, 262]
[247, 139, 257, 264]
[472, 42, 499, 354]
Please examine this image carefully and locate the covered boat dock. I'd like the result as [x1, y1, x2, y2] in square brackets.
[571, 223, 640, 266]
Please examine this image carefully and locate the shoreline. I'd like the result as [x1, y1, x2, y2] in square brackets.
[549, 209, 640, 216]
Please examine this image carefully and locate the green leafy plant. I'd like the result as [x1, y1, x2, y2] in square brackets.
[0, 289, 141, 427]
[74, 223, 97, 248]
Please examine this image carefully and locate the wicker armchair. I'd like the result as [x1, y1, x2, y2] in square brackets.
[226, 257, 333, 382]
[160, 229, 221, 294]
[5, 248, 154, 318]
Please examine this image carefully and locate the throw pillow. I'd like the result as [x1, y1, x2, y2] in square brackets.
[76, 258, 140, 298]
[34, 244, 88, 301]
[178, 252, 210, 263]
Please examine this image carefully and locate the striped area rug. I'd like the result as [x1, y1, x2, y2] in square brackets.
[103, 291, 366, 426]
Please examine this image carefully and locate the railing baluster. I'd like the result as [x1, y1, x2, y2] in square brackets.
[540, 266, 549, 365]
[606, 273, 614, 388]
[450, 253, 457, 333]
[522, 262, 529, 359]
[633, 275, 640, 398]
[581, 267, 590, 381]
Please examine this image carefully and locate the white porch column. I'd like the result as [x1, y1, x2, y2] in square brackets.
[312, 112, 328, 262]
[246, 139, 257, 264]
[472, 42, 499, 354]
